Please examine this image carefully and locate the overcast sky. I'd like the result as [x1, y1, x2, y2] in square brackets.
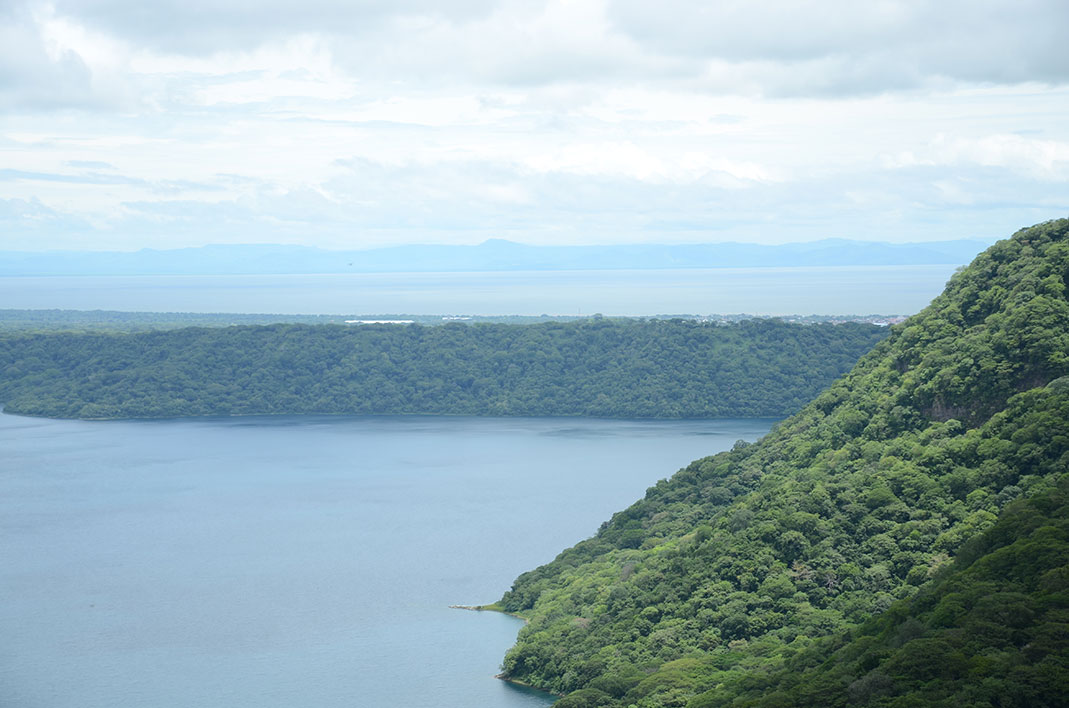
[2, 0, 1068, 251]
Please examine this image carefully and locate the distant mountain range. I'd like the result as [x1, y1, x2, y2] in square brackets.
[0, 238, 995, 276]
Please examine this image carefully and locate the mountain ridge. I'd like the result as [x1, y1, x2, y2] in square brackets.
[0, 319, 887, 420]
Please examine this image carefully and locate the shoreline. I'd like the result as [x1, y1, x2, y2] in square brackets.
[448, 603, 560, 697]
[495, 673, 563, 697]
[449, 605, 558, 695]
[448, 603, 529, 624]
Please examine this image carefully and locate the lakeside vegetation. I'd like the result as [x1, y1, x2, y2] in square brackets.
[496, 219, 1069, 707]
[0, 318, 886, 420]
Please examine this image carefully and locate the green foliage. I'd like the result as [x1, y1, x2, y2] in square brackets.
[494, 219, 1069, 706]
[689, 479, 1069, 707]
[0, 318, 886, 420]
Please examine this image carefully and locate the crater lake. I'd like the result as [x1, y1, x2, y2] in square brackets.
[1, 412, 775, 708]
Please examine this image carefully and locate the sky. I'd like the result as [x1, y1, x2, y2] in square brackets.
[1, 0, 1068, 252]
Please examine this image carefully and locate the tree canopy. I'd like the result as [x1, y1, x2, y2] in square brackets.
[0, 318, 886, 420]
[494, 219, 1069, 707]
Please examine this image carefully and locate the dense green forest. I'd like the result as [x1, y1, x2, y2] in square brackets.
[0, 318, 886, 420]
[682, 479, 1069, 707]
[493, 219, 1069, 707]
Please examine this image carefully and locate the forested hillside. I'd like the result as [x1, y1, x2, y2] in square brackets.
[494, 219, 1069, 707]
[0, 319, 885, 420]
[692, 478, 1069, 706]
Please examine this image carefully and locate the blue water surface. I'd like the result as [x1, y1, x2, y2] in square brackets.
[0, 413, 775, 708]
[0, 265, 956, 316]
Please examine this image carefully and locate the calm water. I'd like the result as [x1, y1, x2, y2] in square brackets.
[0, 412, 775, 708]
[0, 265, 957, 315]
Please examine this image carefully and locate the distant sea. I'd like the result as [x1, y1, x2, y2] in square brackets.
[0, 264, 959, 316]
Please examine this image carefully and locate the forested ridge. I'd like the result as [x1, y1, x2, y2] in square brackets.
[0, 318, 885, 420]
[494, 219, 1069, 707]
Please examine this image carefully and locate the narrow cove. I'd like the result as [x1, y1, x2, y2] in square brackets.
[0, 412, 775, 707]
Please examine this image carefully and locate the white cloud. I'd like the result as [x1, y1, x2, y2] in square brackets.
[11, 0, 1065, 105]
[0, 4, 97, 110]
[0, 0, 1067, 252]
[888, 134, 1069, 179]
[606, 0, 1069, 94]
[46, 0, 498, 54]
[520, 140, 777, 185]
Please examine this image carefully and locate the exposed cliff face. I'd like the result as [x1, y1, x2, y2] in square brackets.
[497, 219, 1069, 707]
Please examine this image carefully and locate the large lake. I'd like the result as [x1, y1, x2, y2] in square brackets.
[0, 412, 775, 708]
[0, 265, 957, 315]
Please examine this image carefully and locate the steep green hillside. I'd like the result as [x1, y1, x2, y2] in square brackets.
[687, 477, 1069, 707]
[0, 318, 885, 420]
[495, 219, 1069, 706]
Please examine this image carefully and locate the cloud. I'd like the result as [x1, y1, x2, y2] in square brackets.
[1, 0, 1066, 253]
[884, 134, 1069, 179]
[0, 168, 145, 185]
[606, 0, 1069, 94]
[6, 0, 1065, 100]
[3, 147, 1065, 251]
[0, 2, 148, 110]
[0, 3, 97, 109]
[47, 0, 498, 54]
[66, 159, 116, 169]
[95, 156, 1068, 244]
[0, 197, 95, 247]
